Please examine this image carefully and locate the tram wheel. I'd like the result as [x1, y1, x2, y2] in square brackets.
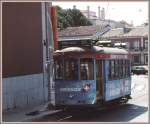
[120, 98, 129, 104]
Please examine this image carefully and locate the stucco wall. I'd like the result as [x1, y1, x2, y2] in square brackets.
[2, 73, 47, 111]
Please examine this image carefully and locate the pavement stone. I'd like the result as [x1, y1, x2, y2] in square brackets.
[2, 103, 61, 122]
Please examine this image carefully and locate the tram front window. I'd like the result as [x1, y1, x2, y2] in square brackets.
[64, 59, 78, 80]
[80, 59, 94, 80]
[55, 60, 63, 80]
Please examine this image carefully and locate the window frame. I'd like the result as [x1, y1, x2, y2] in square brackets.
[64, 58, 79, 80]
[80, 58, 94, 80]
[108, 59, 131, 80]
[54, 59, 64, 80]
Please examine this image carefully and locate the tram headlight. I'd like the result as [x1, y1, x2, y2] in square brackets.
[83, 84, 91, 92]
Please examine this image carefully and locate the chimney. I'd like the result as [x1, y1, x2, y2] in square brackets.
[73, 5, 76, 9]
[98, 6, 101, 20]
[87, 6, 90, 19]
[101, 8, 105, 20]
[131, 20, 133, 26]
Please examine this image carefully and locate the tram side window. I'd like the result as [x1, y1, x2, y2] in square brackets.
[120, 60, 123, 78]
[80, 59, 94, 80]
[55, 60, 63, 80]
[109, 59, 130, 80]
[125, 60, 129, 77]
[109, 60, 115, 80]
[115, 60, 119, 79]
[125, 60, 130, 77]
[123, 60, 126, 78]
[122, 60, 130, 78]
[109, 59, 124, 80]
[64, 59, 78, 80]
[108, 61, 111, 79]
[128, 60, 131, 76]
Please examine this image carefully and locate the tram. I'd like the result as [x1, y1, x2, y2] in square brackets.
[54, 43, 131, 108]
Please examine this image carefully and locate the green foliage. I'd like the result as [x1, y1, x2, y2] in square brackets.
[56, 6, 92, 30]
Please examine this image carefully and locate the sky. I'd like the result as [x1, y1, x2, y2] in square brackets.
[52, 1, 148, 26]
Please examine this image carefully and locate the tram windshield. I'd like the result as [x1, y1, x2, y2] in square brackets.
[54, 59, 78, 80]
[54, 58, 94, 81]
[54, 60, 63, 80]
[80, 59, 94, 80]
[64, 59, 78, 80]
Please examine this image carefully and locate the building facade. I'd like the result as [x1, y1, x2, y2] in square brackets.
[80, 6, 132, 28]
[102, 26, 148, 65]
[2, 2, 54, 111]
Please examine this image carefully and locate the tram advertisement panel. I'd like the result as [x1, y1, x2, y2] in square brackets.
[104, 60, 131, 101]
[55, 80, 96, 105]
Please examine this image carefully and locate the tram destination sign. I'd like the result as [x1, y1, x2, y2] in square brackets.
[81, 54, 130, 59]
[95, 54, 130, 59]
[110, 54, 128, 59]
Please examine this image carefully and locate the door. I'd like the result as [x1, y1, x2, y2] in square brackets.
[96, 60, 103, 103]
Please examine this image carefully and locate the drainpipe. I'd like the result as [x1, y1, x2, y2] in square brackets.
[51, 7, 58, 50]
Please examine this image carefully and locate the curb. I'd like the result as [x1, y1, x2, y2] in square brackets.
[22, 110, 62, 122]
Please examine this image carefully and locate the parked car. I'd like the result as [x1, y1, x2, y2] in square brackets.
[131, 66, 148, 75]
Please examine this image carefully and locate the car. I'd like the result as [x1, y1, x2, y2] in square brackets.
[131, 66, 148, 75]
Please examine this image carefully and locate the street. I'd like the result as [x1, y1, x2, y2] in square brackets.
[33, 74, 148, 122]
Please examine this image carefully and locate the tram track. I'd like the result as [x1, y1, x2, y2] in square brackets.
[32, 110, 73, 122]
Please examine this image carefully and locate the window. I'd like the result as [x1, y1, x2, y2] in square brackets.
[80, 59, 94, 80]
[133, 55, 140, 64]
[119, 60, 123, 78]
[109, 59, 130, 80]
[123, 60, 126, 77]
[114, 60, 119, 78]
[109, 60, 115, 80]
[108, 61, 111, 79]
[127, 60, 131, 76]
[144, 40, 148, 50]
[145, 55, 148, 64]
[125, 60, 128, 77]
[124, 60, 130, 77]
[133, 41, 139, 49]
[54, 60, 63, 80]
[64, 59, 78, 80]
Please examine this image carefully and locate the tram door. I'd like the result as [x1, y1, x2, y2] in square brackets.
[96, 60, 103, 104]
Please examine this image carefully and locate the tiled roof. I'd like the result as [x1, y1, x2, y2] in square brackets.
[102, 26, 148, 38]
[123, 26, 148, 37]
[58, 36, 93, 41]
[102, 28, 124, 38]
[58, 25, 110, 37]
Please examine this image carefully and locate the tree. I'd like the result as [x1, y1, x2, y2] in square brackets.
[56, 6, 92, 30]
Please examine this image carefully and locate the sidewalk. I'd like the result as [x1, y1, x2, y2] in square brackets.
[2, 103, 62, 122]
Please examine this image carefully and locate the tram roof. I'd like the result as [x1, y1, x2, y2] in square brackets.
[55, 46, 128, 54]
